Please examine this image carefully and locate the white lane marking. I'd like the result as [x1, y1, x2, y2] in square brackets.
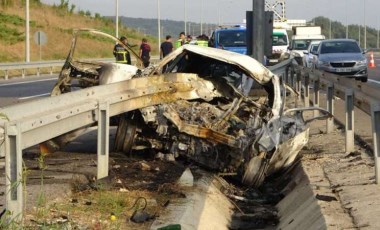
[19, 93, 50, 100]
[0, 77, 57, 87]
[368, 79, 380, 85]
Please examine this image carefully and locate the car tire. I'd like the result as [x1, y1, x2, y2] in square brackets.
[360, 77, 368, 83]
[114, 113, 137, 154]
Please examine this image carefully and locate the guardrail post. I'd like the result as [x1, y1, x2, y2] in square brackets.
[37, 68, 40, 77]
[296, 70, 302, 99]
[290, 68, 295, 88]
[313, 79, 320, 117]
[326, 83, 334, 133]
[5, 70, 9, 80]
[285, 67, 289, 85]
[22, 69, 25, 78]
[5, 123, 23, 222]
[304, 73, 310, 107]
[50, 67, 53, 75]
[97, 102, 110, 179]
[345, 89, 355, 153]
[371, 103, 380, 184]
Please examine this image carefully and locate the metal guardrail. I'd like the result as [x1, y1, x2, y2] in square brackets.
[0, 59, 294, 220]
[283, 64, 380, 185]
[0, 72, 220, 220]
[0, 57, 159, 80]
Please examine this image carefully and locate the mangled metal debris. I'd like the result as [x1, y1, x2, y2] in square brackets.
[46, 29, 330, 187]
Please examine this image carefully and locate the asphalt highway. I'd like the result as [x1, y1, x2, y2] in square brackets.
[0, 74, 57, 107]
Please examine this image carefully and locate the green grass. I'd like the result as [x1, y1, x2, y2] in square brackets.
[0, 24, 24, 44]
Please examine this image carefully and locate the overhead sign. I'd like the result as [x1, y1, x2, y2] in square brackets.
[33, 31, 47, 46]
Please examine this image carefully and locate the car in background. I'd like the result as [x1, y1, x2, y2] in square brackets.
[302, 41, 320, 68]
[313, 39, 368, 82]
[209, 25, 247, 54]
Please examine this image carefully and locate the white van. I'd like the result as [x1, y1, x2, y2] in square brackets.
[270, 29, 289, 63]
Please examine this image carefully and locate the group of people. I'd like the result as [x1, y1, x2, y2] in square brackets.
[113, 36, 151, 67]
[113, 31, 203, 67]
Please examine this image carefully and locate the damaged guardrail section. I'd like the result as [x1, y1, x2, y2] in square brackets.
[0, 73, 220, 219]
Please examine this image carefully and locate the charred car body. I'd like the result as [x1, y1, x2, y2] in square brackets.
[46, 29, 329, 187]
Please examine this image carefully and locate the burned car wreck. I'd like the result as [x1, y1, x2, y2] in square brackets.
[47, 29, 329, 187]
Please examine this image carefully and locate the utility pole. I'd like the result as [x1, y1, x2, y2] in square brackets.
[157, 0, 161, 50]
[359, 26, 361, 47]
[253, 0, 265, 64]
[115, 0, 119, 39]
[26, 0, 30, 62]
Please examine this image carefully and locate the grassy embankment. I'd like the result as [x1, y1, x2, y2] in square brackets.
[0, 1, 157, 63]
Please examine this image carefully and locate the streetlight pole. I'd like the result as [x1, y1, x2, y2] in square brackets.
[184, 0, 187, 34]
[377, 15, 379, 49]
[345, 0, 348, 39]
[200, 0, 203, 34]
[157, 0, 161, 50]
[115, 0, 119, 39]
[218, 0, 221, 26]
[364, 0, 366, 49]
[26, 0, 30, 62]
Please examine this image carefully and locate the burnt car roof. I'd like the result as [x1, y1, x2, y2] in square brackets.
[157, 45, 276, 85]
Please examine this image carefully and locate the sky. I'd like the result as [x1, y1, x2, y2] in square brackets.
[41, 0, 380, 29]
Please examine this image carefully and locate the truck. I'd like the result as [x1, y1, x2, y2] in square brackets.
[289, 26, 325, 65]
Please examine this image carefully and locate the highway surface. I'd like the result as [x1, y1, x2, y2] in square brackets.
[0, 55, 380, 108]
[0, 74, 57, 107]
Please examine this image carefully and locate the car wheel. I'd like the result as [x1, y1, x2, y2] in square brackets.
[114, 113, 137, 154]
[360, 77, 368, 83]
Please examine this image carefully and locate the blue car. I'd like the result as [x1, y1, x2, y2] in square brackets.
[209, 26, 247, 55]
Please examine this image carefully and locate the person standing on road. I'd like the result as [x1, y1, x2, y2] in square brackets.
[175, 32, 186, 48]
[113, 36, 132, 65]
[139, 38, 151, 68]
[160, 35, 173, 59]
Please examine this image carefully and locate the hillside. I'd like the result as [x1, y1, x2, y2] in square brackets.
[115, 16, 217, 38]
[0, 1, 157, 62]
[312, 16, 379, 48]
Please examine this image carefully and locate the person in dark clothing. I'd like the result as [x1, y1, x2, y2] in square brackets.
[113, 36, 132, 65]
[160, 35, 173, 59]
[139, 38, 151, 68]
